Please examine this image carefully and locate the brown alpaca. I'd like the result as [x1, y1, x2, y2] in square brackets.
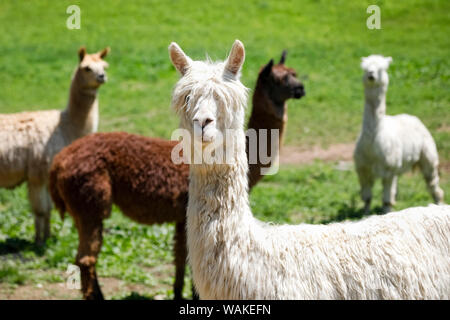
[49, 51, 304, 300]
[248, 51, 304, 187]
[0, 46, 109, 244]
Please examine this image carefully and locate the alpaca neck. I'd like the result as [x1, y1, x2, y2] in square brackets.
[248, 82, 287, 139]
[362, 85, 387, 135]
[187, 128, 261, 299]
[62, 69, 99, 138]
[188, 131, 252, 240]
[246, 81, 286, 188]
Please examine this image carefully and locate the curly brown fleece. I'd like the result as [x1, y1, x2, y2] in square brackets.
[50, 133, 189, 300]
[49, 55, 304, 300]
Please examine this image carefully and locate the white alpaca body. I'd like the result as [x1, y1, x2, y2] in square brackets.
[0, 110, 62, 188]
[190, 197, 450, 299]
[170, 43, 450, 300]
[0, 47, 108, 243]
[354, 55, 443, 213]
[0, 104, 99, 243]
[355, 114, 439, 177]
[0, 107, 98, 189]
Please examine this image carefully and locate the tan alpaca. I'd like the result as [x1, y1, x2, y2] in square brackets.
[0, 46, 109, 244]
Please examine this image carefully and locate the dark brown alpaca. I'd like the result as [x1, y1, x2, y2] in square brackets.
[248, 51, 304, 188]
[49, 51, 304, 300]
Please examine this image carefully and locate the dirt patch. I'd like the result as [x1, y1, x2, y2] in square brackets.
[280, 143, 355, 165]
[0, 282, 80, 300]
[0, 276, 171, 300]
[0, 263, 175, 300]
[280, 143, 450, 174]
[96, 276, 170, 300]
[440, 161, 450, 173]
[437, 124, 450, 133]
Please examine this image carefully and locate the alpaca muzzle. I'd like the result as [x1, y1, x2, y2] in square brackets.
[97, 74, 107, 83]
[293, 84, 305, 99]
[193, 118, 216, 143]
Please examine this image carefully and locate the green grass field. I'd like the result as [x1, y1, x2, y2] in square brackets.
[0, 0, 449, 299]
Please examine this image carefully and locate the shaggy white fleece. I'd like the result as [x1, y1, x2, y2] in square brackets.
[170, 43, 450, 300]
[354, 55, 444, 213]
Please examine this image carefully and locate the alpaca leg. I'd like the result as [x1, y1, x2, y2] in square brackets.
[42, 187, 52, 240]
[419, 159, 444, 204]
[356, 166, 374, 214]
[28, 182, 53, 245]
[382, 175, 397, 213]
[191, 273, 199, 300]
[75, 217, 104, 300]
[33, 215, 44, 245]
[173, 221, 187, 300]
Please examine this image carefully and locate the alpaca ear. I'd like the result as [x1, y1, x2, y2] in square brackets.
[279, 50, 287, 64]
[169, 42, 191, 76]
[224, 40, 245, 77]
[99, 47, 110, 59]
[385, 56, 393, 67]
[360, 57, 368, 69]
[78, 46, 86, 62]
[261, 59, 274, 78]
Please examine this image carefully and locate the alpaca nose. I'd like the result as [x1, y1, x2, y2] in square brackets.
[194, 118, 214, 130]
[97, 74, 106, 82]
[294, 84, 305, 98]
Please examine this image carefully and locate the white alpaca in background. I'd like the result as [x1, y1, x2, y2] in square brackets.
[354, 55, 444, 213]
[169, 41, 450, 299]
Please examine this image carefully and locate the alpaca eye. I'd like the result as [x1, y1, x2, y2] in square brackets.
[84, 66, 92, 72]
[185, 95, 190, 104]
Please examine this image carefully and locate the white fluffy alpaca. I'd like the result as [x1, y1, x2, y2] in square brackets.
[354, 55, 444, 213]
[169, 41, 450, 299]
[0, 47, 109, 243]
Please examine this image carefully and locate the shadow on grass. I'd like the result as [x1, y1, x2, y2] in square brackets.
[322, 202, 385, 224]
[120, 291, 154, 300]
[0, 237, 45, 256]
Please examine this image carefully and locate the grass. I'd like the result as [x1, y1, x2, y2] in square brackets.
[0, 163, 448, 299]
[0, 0, 448, 299]
[0, 263, 28, 285]
[0, 0, 448, 155]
